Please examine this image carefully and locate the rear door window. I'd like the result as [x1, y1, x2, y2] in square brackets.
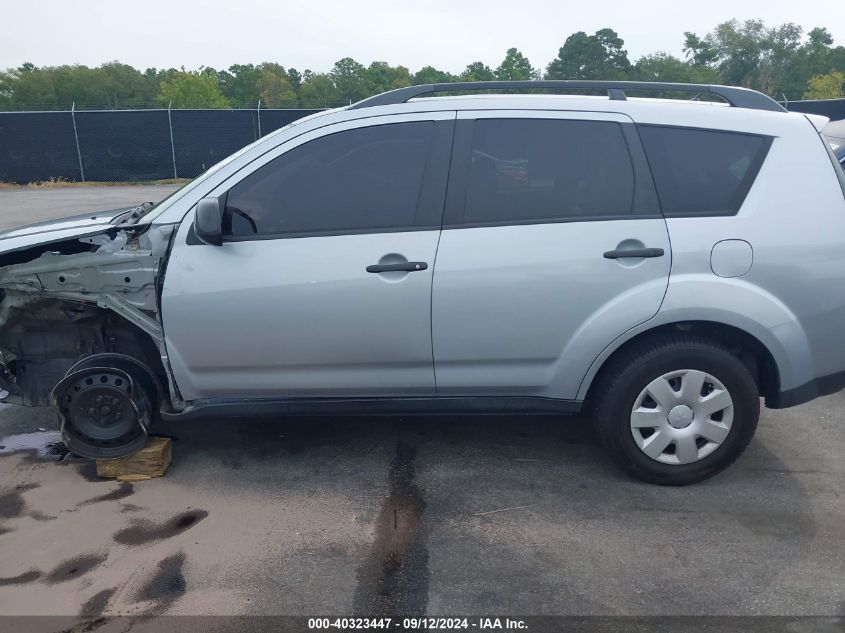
[455, 118, 636, 226]
[638, 125, 772, 217]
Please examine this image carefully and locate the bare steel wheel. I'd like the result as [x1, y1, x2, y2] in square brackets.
[52, 366, 151, 460]
[630, 369, 734, 465]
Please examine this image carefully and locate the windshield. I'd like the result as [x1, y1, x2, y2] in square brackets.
[137, 146, 252, 224]
[145, 180, 194, 213]
[139, 109, 338, 224]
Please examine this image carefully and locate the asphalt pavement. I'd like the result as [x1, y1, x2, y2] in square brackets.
[0, 186, 843, 626]
[0, 185, 181, 230]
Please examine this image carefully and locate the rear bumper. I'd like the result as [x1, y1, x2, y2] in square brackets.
[767, 369, 845, 409]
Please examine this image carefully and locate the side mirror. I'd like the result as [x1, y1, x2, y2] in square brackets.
[195, 198, 223, 246]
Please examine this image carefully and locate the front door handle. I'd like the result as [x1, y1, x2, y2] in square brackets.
[603, 248, 665, 259]
[366, 261, 428, 273]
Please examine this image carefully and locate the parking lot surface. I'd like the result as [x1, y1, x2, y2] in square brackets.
[0, 188, 843, 622]
[1, 396, 845, 620]
[0, 185, 181, 230]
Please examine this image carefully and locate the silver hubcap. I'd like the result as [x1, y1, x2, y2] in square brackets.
[630, 369, 734, 465]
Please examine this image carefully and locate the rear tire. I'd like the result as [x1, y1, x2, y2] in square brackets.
[593, 334, 759, 485]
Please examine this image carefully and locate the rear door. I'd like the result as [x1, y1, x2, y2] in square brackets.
[431, 110, 671, 400]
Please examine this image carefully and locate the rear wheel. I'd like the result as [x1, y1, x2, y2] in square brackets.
[593, 334, 759, 485]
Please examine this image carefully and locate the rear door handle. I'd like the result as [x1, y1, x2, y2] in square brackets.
[603, 248, 665, 259]
[366, 261, 428, 273]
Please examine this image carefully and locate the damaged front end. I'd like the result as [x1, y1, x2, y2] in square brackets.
[0, 205, 179, 458]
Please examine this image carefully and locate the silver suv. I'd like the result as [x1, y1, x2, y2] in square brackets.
[1, 80, 843, 485]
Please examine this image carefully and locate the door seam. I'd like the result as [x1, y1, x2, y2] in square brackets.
[430, 112, 458, 393]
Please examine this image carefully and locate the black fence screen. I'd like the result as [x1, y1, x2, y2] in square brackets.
[75, 110, 173, 181]
[0, 112, 82, 183]
[258, 108, 316, 135]
[3, 101, 845, 184]
[0, 108, 321, 184]
[170, 109, 258, 177]
[784, 98, 845, 120]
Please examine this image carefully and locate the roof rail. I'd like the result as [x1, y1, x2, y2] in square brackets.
[348, 80, 786, 113]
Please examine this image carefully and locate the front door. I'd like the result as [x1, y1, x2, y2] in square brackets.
[162, 114, 454, 401]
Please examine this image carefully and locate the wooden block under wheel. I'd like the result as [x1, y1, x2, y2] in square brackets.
[95, 436, 172, 481]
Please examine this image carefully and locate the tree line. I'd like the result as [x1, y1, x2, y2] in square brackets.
[2, 19, 845, 111]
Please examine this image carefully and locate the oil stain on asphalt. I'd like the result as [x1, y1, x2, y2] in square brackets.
[0, 482, 39, 518]
[45, 552, 108, 584]
[0, 570, 42, 586]
[353, 441, 428, 618]
[133, 552, 187, 615]
[75, 462, 103, 482]
[79, 587, 117, 618]
[113, 510, 208, 546]
[77, 483, 134, 507]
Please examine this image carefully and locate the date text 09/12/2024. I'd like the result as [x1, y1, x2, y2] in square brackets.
[307, 618, 528, 629]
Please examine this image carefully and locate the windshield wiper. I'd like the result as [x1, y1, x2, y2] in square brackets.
[113, 202, 155, 226]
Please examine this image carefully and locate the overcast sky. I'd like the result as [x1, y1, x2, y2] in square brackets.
[2, 0, 843, 74]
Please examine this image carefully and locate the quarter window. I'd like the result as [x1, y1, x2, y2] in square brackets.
[638, 125, 772, 216]
[223, 122, 434, 237]
[458, 119, 636, 226]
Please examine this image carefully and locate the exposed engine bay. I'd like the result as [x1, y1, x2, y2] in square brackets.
[0, 206, 178, 458]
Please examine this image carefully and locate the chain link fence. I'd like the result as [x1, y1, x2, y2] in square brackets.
[783, 98, 845, 121]
[0, 106, 321, 184]
[2, 99, 844, 185]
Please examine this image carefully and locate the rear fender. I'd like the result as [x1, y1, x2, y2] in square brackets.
[575, 275, 813, 401]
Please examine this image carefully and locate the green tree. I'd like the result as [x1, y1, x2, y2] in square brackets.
[298, 72, 341, 107]
[632, 53, 719, 83]
[545, 28, 631, 79]
[765, 23, 804, 97]
[412, 66, 456, 84]
[46, 65, 99, 107]
[217, 64, 261, 107]
[778, 27, 837, 99]
[594, 28, 631, 73]
[3, 62, 164, 109]
[4, 64, 59, 109]
[720, 19, 771, 90]
[156, 70, 229, 108]
[830, 46, 845, 76]
[495, 48, 536, 80]
[6, 22, 845, 111]
[683, 20, 779, 92]
[366, 61, 412, 93]
[0, 69, 14, 109]
[683, 32, 719, 66]
[803, 70, 845, 99]
[286, 68, 302, 92]
[7, 64, 96, 109]
[461, 61, 495, 81]
[256, 67, 298, 107]
[682, 20, 841, 98]
[95, 61, 157, 108]
[330, 58, 369, 103]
